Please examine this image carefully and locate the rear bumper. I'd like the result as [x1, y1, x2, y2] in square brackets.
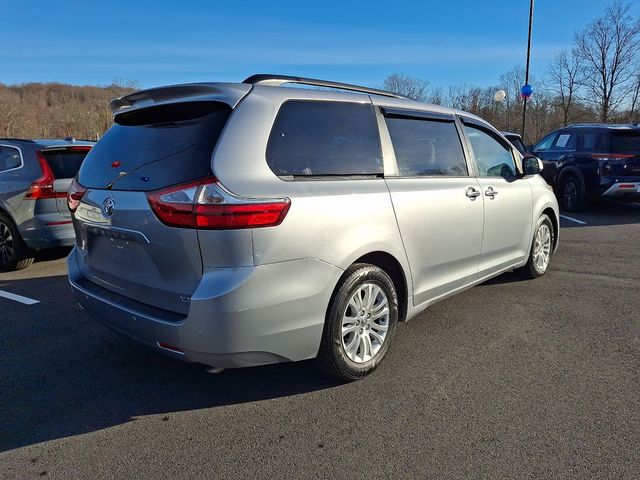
[68, 248, 343, 368]
[19, 214, 75, 250]
[600, 178, 640, 198]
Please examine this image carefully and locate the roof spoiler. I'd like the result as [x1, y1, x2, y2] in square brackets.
[108, 83, 251, 115]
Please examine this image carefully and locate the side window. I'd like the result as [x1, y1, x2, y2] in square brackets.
[385, 116, 468, 176]
[582, 132, 607, 151]
[0, 146, 22, 172]
[463, 125, 517, 178]
[553, 132, 576, 151]
[534, 133, 557, 152]
[266, 101, 382, 176]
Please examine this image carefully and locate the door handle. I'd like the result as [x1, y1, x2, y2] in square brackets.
[485, 187, 498, 199]
[465, 187, 481, 200]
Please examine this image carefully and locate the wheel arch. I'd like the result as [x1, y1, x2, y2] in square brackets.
[557, 165, 584, 190]
[541, 207, 559, 252]
[349, 251, 409, 323]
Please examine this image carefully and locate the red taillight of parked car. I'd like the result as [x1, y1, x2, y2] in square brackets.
[67, 178, 87, 213]
[146, 176, 290, 229]
[24, 151, 67, 200]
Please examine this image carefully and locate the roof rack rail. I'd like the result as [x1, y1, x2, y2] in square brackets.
[0, 138, 36, 143]
[243, 74, 407, 99]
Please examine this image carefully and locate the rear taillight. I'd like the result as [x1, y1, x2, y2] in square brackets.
[591, 154, 635, 160]
[24, 151, 66, 200]
[146, 176, 290, 229]
[67, 178, 87, 213]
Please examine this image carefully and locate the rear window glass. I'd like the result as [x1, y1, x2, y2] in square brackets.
[385, 117, 467, 176]
[78, 101, 230, 191]
[509, 137, 527, 155]
[42, 149, 90, 179]
[610, 131, 640, 152]
[267, 100, 382, 177]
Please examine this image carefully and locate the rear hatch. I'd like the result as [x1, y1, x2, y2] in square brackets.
[73, 101, 232, 315]
[40, 146, 92, 216]
[596, 130, 640, 177]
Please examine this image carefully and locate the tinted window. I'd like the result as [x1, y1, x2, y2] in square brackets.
[0, 146, 22, 172]
[582, 132, 608, 151]
[42, 149, 90, 179]
[267, 101, 382, 176]
[464, 125, 517, 178]
[534, 133, 557, 152]
[610, 131, 640, 152]
[385, 117, 467, 176]
[509, 138, 527, 155]
[553, 132, 576, 151]
[78, 101, 230, 191]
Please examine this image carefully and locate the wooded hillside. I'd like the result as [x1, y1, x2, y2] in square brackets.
[0, 82, 135, 140]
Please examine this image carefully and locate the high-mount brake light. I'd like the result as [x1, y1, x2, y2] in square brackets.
[67, 178, 87, 213]
[146, 177, 290, 229]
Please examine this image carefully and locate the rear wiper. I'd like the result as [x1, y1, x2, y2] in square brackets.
[105, 144, 195, 189]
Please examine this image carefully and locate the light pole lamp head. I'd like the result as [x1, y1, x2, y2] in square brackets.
[494, 89, 506, 102]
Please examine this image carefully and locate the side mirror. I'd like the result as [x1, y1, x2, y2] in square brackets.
[523, 155, 543, 176]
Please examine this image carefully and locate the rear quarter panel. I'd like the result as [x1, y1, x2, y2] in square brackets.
[211, 87, 412, 288]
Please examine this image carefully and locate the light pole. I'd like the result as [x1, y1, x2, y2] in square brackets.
[521, 0, 534, 143]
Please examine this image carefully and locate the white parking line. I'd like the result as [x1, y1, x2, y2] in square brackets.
[0, 289, 40, 305]
[560, 214, 587, 225]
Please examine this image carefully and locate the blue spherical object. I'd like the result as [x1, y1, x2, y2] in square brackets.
[521, 84, 533, 98]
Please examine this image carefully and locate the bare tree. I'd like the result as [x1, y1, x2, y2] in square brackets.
[574, 1, 640, 122]
[382, 74, 429, 102]
[548, 49, 583, 126]
[495, 66, 527, 133]
[628, 72, 640, 122]
[427, 86, 445, 105]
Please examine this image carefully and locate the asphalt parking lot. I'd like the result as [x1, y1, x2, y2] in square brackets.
[1, 202, 639, 479]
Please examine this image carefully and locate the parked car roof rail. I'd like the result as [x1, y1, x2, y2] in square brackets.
[0, 138, 36, 143]
[243, 74, 407, 99]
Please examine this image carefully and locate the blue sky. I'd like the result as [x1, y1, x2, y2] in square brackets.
[0, 0, 631, 89]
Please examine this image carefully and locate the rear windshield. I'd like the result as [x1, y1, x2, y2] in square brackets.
[508, 138, 527, 155]
[78, 101, 230, 191]
[583, 130, 640, 153]
[42, 149, 90, 179]
[610, 131, 640, 152]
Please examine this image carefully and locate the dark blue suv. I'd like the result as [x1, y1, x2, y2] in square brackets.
[532, 124, 640, 211]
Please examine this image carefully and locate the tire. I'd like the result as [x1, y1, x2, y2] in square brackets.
[315, 264, 399, 381]
[0, 213, 34, 272]
[518, 214, 554, 279]
[559, 174, 584, 212]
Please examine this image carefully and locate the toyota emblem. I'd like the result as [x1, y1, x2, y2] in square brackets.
[102, 198, 115, 217]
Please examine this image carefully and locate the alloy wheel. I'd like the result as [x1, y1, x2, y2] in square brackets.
[533, 223, 551, 273]
[0, 221, 15, 265]
[563, 180, 577, 210]
[341, 283, 390, 363]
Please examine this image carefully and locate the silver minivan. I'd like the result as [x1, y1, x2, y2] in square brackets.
[68, 75, 559, 380]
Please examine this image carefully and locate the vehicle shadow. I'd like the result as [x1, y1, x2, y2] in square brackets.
[0, 274, 342, 452]
[560, 201, 640, 228]
[478, 271, 528, 286]
[33, 246, 73, 263]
